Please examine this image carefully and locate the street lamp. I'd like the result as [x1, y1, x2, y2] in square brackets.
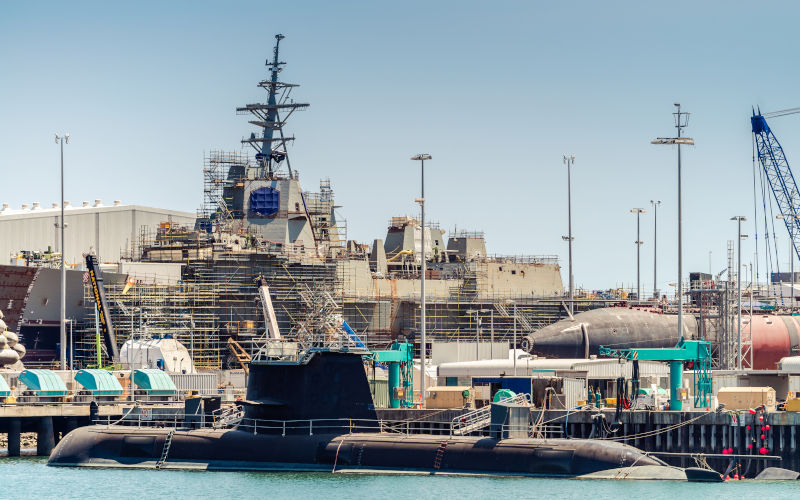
[505, 299, 518, 375]
[777, 214, 799, 313]
[650, 200, 661, 299]
[731, 216, 747, 370]
[55, 133, 70, 370]
[630, 208, 647, 300]
[651, 104, 693, 342]
[411, 153, 431, 407]
[466, 309, 491, 360]
[563, 154, 575, 314]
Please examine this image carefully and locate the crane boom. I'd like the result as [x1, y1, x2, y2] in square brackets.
[85, 254, 120, 362]
[751, 110, 800, 260]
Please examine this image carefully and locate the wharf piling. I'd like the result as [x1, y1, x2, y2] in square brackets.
[0, 403, 183, 456]
[543, 409, 799, 474]
[379, 408, 800, 474]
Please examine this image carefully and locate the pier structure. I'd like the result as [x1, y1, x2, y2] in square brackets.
[0, 403, 182, 456]
[375, 407, 800, 476]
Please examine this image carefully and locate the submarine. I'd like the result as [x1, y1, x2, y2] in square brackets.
[522, 307, 799, 369]
[49, 341, 694, 480]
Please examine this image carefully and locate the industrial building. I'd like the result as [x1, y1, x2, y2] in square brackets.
[0, 201, 195, 266]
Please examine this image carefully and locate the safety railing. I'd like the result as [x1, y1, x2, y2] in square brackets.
[250, 333, 370, 364]
[90, 412, 550, 439]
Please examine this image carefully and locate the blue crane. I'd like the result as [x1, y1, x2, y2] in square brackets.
[751, 108, 800, 261]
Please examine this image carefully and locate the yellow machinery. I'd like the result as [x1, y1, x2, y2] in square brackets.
[227, 338, 251, 375]
[784, 392, 800, 412]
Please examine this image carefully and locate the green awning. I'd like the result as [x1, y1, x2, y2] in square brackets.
[75, 369, 124, 395]
[0, 375, 10, 397]
[133, 369, 177, 394]
[19, 369, 68, 396]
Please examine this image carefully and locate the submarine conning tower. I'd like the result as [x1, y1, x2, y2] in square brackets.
[240, 336, 378, 434]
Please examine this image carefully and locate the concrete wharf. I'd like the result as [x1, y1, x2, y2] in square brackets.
[377, 408, 800, 475]
[0, 403, 183, 456]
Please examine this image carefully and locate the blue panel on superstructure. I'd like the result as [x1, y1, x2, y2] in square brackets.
[249, 187, 280, 216]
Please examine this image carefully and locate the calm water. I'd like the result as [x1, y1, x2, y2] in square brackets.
[3, 456, 800, 500]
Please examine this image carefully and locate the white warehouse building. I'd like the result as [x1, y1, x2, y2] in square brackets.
[0, 200, 196, 265]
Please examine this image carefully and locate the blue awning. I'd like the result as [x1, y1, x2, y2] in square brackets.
[75, 369, 124, 395]
[19, 369, 68, 396]
[0, 375, 10, 397]
[133, 369, 177, 394]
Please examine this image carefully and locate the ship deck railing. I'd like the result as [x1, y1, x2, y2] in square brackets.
[250, 334, 371, 365]
[90, 413, 553, 438]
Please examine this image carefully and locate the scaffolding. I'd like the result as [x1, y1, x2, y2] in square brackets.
[199, 150, 252, 225]
[74, 252, 343, 370]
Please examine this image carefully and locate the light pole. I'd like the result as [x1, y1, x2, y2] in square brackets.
[652, 104, 693, 342]
[708, 250, 712, 276]
[466, 309, 490, 360]
[563, 154, 575, 315]
[731, 216, 747, 370]
[411, 153, 431, 407]
[630, 208, 647, 300]
[55, 133, 70, 370]
[650, 200, 661, 299]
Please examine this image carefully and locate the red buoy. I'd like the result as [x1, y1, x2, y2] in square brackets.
[761, 434, 766, 440]
[746, 425, 751, 430]
[749, 409, 756, 414]
[765, 425, 771, 431]
[748, 443, 754, 449]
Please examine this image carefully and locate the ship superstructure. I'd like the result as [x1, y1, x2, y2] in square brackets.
[54, 35, 569, 369]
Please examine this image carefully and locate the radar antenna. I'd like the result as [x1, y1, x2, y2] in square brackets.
[237, 34, 309, 179]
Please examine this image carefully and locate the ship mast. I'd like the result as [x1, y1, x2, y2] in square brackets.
[237, 34, 309, 179]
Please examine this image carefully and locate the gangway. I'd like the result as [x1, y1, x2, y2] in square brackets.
[450, 393, 529, 436]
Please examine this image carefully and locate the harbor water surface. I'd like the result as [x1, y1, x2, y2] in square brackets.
[4, 456, 800, 499]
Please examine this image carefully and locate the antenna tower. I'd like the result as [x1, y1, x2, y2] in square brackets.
[237, 34, 309, 179]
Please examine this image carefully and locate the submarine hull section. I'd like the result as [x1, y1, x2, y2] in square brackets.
[525, 308, 697, 359]
[525, 307, 799, 369]
[48, 425, 672, 478]
[743, 314, 800, 369]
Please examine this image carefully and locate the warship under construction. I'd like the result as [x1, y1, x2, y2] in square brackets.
[12, 35, 595, 370]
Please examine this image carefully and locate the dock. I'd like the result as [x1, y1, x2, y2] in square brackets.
[0, 403, 183, 456]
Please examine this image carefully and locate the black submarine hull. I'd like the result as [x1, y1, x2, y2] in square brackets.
[48, 425, 679, 478]
[48, 353, 686, 480]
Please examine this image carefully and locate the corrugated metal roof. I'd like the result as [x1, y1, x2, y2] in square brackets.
[133, 369, 177, 394]
[75, 369, 124, 395]
[19, 369, 68, 396]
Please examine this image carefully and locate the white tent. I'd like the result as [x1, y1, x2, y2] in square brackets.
[120, 336, 195, 373]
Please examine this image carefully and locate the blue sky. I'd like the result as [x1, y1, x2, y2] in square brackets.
[2, 1, 800, 293]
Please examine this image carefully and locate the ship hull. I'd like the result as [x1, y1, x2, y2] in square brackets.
[48, 425, 684, 479]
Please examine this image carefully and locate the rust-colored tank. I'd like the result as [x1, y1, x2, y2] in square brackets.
[743, 314, 800, 370]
